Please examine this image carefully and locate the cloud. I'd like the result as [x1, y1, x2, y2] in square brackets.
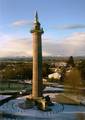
[0, 32, 85, 57]
[54, 24, 85, 30]
[11, 20, 32, 27]
[0, 33, 50, 57]
[42, 32, 85, 56]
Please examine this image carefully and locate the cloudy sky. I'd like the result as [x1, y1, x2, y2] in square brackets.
[0, 0, 85, 57]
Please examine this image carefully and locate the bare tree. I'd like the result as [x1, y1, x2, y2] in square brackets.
[76, 113, 85, 120]
[64, 68, 82, 95]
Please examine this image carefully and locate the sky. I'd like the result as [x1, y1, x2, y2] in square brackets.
[0, 0, 85, 57]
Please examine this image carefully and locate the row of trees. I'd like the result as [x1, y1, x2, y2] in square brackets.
[0, 63, 32, 80]
[0, 62, 52, 81]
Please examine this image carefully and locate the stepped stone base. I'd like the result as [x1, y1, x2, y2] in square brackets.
[26, 95, 53, 111]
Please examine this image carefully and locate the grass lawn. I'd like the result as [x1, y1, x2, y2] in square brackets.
[0, 82, 31, 91]
[52, 93, 80, 105]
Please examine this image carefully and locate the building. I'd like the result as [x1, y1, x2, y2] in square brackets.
[48, 72, 61, 80]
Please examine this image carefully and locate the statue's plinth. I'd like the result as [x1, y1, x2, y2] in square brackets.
[26, 95, 53, 111]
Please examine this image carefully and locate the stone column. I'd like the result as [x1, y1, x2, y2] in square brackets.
[30, 12, 44, 99]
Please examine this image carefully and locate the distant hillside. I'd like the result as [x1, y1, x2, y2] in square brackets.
[0, 56, 85, 62]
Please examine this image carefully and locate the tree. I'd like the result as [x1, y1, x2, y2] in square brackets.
[60, 66, 67, 82]
[42, 63, 52, 77]
[67, 56, 75, 67]
[78, 60, 85, 81]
